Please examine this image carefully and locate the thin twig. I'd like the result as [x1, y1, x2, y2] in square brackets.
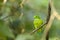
[30, 22, 47, 35]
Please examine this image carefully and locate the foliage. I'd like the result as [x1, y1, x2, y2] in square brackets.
[0, 0, 60, 40]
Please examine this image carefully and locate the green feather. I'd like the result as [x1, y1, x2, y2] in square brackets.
[33, 15, 43, 32]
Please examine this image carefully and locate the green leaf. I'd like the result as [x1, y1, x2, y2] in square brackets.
[0, 20, 15, 38]
[15, 34, 34, 40]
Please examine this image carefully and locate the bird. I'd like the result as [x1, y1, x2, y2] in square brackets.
[33, 15, 43, 32]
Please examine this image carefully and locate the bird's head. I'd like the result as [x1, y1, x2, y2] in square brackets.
[34, 15, 40, 19]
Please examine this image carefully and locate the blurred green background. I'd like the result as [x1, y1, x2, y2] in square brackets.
[0, 0, 60, 40]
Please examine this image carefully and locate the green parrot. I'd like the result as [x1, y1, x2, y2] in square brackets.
[33, 15, 43, 32]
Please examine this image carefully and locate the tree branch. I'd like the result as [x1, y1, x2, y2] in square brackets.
[30, 22, 47, 35]
[41, 0, 60, 40]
